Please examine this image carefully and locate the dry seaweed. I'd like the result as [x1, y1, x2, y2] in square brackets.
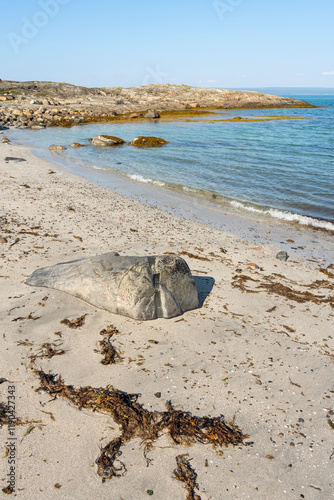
[98, 325, 122, 365]
[29, 360, 246, 480]
[232, 274, 334, 308]
[61, 314, 88, 329]
[12, 312, 41, 322]
[174, 454, 201, 500]
[99, 338, 120, 365]
[32, 342, 66, 359]
[2, 484, 14, 495]
[0, 402, 11, 426]
[164, 251, 210, 262]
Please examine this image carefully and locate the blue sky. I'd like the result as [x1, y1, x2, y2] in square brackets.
[1, 0, 333, 88]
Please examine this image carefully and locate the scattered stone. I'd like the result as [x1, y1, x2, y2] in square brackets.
[92, 135, 125, 147]
[0, 95, 14, 101]
[4, 157, 26, 162]
[30, 125, 45, 130]
[1, 137, 10, 143]
[49, 145, 66, 151]
[327, 264, 334, 275]
[70, 142, 87, 148]
[25, 252, 201, 320]
[131, 136, 168, 147]
[145, 110, 160, 119]
[276, 251, 288, 262]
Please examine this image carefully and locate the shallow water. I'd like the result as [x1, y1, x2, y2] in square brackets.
[9, 88, 334, 232]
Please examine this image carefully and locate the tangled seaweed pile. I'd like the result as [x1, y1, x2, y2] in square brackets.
[29, 360, 246, 484]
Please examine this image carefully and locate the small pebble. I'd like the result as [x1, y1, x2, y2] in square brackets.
[276, 251, 288, 261]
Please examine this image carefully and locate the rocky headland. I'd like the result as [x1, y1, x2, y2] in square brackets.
[0, 80, 314, 129]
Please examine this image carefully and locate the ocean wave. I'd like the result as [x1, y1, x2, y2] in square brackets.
[230, 201, 334, 231]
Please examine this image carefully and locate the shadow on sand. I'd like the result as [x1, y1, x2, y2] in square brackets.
[193, 276, 215, 306]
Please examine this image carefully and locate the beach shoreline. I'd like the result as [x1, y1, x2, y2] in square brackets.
[0, 138, 333, 499]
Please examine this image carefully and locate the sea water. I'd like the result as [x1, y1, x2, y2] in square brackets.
[9, 88, 334, 232]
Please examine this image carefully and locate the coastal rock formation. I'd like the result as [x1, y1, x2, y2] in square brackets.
[131, 136, 168, 147]
[92, 135, 125, 147]
[25, 252, 200, 320]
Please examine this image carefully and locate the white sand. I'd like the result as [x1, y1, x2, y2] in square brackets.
[0, 138, 333, 499]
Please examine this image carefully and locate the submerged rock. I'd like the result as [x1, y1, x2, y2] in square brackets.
[70, 142, 87, 147]
[49, 144, 66, 151]
[25, 252, 200, 320]
[131, 136, 168, 147]
[92, 135, 125, 147]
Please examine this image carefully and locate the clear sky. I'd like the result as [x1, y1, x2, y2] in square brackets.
[1, 0, 333, 89]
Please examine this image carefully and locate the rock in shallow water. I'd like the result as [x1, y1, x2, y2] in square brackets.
[25, 252, 200, 320]
[92, 135, 125, 147]
[131, 136, 168, 147]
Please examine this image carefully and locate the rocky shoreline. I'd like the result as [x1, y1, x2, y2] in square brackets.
[0, 80, 314, 129]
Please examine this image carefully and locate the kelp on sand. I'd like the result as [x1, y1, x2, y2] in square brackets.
[29, 359, 246, 481]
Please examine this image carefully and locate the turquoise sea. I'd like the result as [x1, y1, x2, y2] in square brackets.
[10, 88, 334, 232]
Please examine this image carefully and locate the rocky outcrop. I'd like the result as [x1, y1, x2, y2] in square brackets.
[0, 80, 314, 130]
[25, 252, 201, 320]
[92, 135, 125, 147]
[131, 136, 168, 147]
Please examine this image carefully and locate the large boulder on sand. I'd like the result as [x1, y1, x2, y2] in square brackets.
[92, 135, 125, 147]
[25, 252, 200, 320]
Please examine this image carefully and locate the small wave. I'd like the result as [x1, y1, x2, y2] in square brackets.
[92, 165, 108, 171]
[231, 201, 334, 231]
[128, 174, 165, 187]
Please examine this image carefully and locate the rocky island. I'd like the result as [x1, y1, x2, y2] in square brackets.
[0, 79, 313, 129]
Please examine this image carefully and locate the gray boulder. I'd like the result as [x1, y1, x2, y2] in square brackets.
[25, 252, 200, 320]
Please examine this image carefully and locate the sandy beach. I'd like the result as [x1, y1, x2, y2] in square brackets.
[0, 137, 333, 499]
